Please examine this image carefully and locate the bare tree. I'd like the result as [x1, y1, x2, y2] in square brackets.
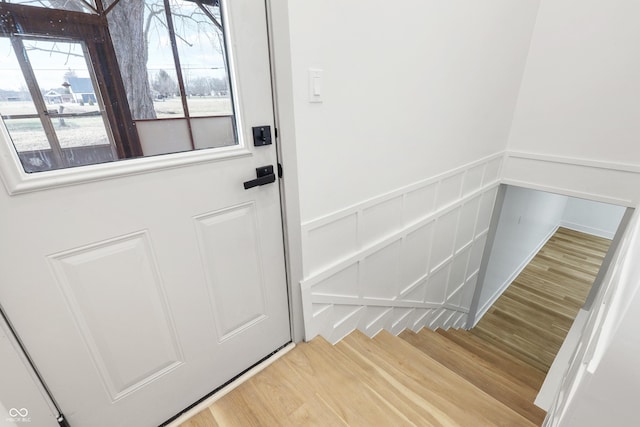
[104, 0, 156, 120]
[211, 77, 228, 95]
[100, 1, 227, 120]
[187, 76, 211, 96]
[153, 70, 178, 98]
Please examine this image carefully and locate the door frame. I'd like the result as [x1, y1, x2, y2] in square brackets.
[266, 0, 305, 343]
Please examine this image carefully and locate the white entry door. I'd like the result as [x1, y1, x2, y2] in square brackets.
[0, 1, 290, 426]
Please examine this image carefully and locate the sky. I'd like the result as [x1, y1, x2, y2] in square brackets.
[0, 1, 227, 92]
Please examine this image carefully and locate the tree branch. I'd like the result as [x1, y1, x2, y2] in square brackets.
[23, 45, 85, 65]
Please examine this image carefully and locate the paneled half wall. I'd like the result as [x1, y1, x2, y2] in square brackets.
[300, 154, 503, 343]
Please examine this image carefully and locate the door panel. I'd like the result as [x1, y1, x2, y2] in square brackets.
[0, 1, 290, 426]
[48, 231, 183, 401]
[195, 203, 269, 340]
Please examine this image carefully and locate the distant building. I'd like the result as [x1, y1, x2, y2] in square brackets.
[65, 77, 97, 104]
[43, 90, 63, 104]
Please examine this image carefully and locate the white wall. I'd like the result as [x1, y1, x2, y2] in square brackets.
[476, 186, 567, 320]
[561, 198, 625, 239]
[271, 0, 543, 341]
[281, 0, 541, 221]
[504, 0, 640, 208]
[508, 0, 640, 165]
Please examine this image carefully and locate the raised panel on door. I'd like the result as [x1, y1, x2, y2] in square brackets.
[48, 232, 184, 401]
[195, 203, 269, 341]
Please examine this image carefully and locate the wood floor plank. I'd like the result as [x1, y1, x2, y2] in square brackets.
[399, 329, 547, 425]
[178, 409, 219, 427]
[237, 358, 348, 426]
[333, 335, 446, 426]
[471, 227, 611, 372]
[356, 331, 538, 426]
[283, 336, 417, 426]
[502, 284, 578, 320]
[436, 329, 547, 390]
[208, 387, 275, 426]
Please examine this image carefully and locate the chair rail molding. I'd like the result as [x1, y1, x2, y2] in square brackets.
[503, 151, 639, 207]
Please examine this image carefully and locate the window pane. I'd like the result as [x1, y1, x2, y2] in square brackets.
[24, 39, 112, 149]
[3, 118, 49, 151]
[170, 0, 232, 118]
[108, 0, 185, 120]
[0, 38, 38, 116]
[54, 116, 111, 148]
[0, 37, 51, 162]
[147, 1, 184, 118]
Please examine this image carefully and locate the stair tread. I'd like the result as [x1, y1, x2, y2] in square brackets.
[333, 332, 461, 426]
[437, 328, 547, 390]
[207, 338, 355, 426]
[400, 329, 546, 425]
[472, 320, 555, 372]
[285, 334, 420, 426]
[341, 331, 539, 427]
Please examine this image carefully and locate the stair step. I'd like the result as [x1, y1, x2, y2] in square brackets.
[184, 329, 547, 426]
[341, 331, 538, 426]
[400, 329, 546, 425]
[285, 334, 419, 426]
[437, 328, 547, 390]
[471, 320, 553, 372]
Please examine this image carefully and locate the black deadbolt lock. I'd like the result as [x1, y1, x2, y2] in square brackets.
[252, 126, 272, 146]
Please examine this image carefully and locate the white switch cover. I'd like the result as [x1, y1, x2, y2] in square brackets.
[308, 69, 323, 103]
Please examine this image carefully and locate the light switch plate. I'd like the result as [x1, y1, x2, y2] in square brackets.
[308, 68, 323, 103]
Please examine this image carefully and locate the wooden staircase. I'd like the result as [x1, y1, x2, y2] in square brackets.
[178, 228, 612, 426]
[179, 328, 548, 426]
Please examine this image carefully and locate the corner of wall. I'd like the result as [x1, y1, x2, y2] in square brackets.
[504, 0, 545, 152]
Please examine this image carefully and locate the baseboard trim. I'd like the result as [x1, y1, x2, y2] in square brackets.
[164, 342, 296, 426]
[560, 221, 616, 240]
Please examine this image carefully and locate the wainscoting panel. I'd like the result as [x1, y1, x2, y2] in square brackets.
[301, 154, 502, 343]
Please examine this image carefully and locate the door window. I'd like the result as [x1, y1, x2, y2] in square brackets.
[0, 0, 236, 174]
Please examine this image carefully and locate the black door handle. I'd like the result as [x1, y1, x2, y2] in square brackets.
[244, 165, 276, 190]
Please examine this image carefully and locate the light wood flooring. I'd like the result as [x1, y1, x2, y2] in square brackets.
[471, 227, 611, 372]
[176, 227, 610, 427]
